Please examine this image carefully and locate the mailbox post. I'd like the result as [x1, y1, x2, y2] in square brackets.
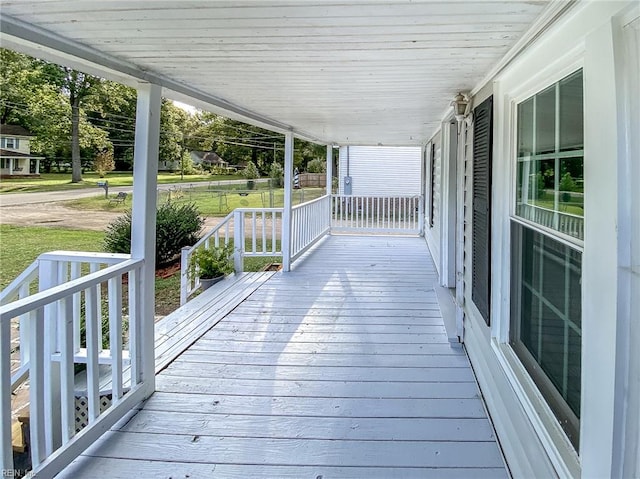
[97, 180, 109, 199]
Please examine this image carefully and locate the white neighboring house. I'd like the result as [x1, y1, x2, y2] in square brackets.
[338, 146, 421, 196]
[0, 125, 43, 177]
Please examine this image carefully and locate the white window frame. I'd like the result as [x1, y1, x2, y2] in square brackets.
[490, 50, 585, 477]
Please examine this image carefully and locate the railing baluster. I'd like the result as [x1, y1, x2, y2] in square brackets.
[60, 296, 75, 444]
[252, 211, 257, 254]
[272, 212, 277, 254]
[30, 307, 46, 468]
[128, 267, 140, 386]
[71, 262, 82, 353]
[89, 263, 103, 355]
[109, 277, 124, 401]
[0, 315, 13, 472]
[85, 287, 100, 424]
[262, 211, 267, 253]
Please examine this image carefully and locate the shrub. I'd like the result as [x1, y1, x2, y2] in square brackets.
[189, 243, 234, 279]
[94, 149, 115, 177]
[242, 160, 260, 179]
[306, 158, 326, 173]
[268, 161, 284, 187]
[104, 202, 204, 266]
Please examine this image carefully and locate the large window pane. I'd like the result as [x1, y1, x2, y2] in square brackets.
[515, 70, 584, 240]
[511, 223, 581, 450]
[518, 98, 534, 157]
[535, 85, 556, 155]
[559, 71, 584, 152]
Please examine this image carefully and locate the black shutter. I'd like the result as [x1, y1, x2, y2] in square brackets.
[472, 96, 493, 325]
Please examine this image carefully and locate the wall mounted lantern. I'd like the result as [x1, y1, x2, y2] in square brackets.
[451, 92, 470, 122]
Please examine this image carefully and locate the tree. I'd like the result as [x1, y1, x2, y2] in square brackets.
[94, 149, 115, 177]
[62, 68, 103, 182]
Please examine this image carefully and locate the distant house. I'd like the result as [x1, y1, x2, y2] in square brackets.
[191, 150, 235, 171]
[0, 124, 43, 177]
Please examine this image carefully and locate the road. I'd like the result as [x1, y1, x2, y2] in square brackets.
[0, 178, 273, 231]
[0, 178, 264, 206]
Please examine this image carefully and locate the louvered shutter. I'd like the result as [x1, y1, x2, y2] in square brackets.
[472, 96, 493, 325]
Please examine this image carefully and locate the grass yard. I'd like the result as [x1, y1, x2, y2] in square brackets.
[0, 225, 105, 290]
[65, 186, 327, 216]
[0, 172, 239, 193]
[0, 225, 281, 315]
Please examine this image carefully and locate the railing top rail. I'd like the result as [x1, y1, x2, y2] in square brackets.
[190, 211, 235, 250]
[332, 194, 422, 199]
[0, 258, 143, 320]
[38, 251, 131, 263]
[0, 260, 38, 305]
[520, 202, 584, 219]
[235, 207, 284, 213]
[292, 194, 330, 210]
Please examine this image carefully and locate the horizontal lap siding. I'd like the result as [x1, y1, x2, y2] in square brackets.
[338, 146, 421, 195]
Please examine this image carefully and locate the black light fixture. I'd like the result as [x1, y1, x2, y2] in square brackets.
[451, 92, 470, 122]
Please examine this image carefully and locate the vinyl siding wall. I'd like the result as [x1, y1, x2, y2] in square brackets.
[337, 146, 421, 196]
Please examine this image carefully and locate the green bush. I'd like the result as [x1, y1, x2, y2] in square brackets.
[104, 202, 204, 266]
[268, 161, 284, 187]
[242, 161, 260, 180]
[306, 158, 326, 173]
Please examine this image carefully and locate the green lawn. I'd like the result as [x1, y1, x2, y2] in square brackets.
[65, 186, 326, 216]
[0, 225, 281, 315]
[532, 199, 584, 216]
[0, 172, 239, 193]
[0, 225, 105, 290]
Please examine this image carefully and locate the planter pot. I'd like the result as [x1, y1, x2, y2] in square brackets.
[200, 275, 225, 290]
[246, 180, 255, 190]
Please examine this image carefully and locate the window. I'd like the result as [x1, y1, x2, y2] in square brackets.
[5, 137, 16, 149]
[511, 70, 583, 451]
[0, 159, 7, 169]
[515, 70, 584, 241]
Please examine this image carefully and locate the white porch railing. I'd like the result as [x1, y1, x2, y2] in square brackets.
[1, 251, 148, 475]
[517, 203, 584, 239]
[331, 194, 423, 234]
[180, 208, 283, 304]
[291, 195, 332, 261]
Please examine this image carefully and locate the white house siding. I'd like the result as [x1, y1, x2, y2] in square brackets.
[453, 2, 640, 478]
[337, 146, 421, 196]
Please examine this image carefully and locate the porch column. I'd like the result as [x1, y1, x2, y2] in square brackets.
[131, 82, 161, 395]
[35, 158, 40, 175]
[282, 132, 294, 272]
[326, 144, 333, 195]
[8, 159, 13, 175]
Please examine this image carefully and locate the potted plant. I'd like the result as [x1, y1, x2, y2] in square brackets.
[189, 244, 234, 290]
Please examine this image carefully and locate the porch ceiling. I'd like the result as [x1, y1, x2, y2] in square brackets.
[0, 1, 555, 146]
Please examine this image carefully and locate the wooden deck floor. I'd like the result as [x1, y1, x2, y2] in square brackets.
[60, 235, 508, 478]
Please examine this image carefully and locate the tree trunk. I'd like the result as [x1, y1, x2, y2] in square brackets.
[71, 97, 82, 183]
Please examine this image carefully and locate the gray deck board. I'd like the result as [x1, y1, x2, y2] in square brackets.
[59, 235, 507, 477]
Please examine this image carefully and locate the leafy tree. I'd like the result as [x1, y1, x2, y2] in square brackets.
[242, 160, 260, 179]
[94, 149, 115, 177]
[306, 158, 326, 173]
[268, 161, 284, 187]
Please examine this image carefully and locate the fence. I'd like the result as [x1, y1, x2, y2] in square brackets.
[0, 252, 147, 475]
[331, 195, 423, 234]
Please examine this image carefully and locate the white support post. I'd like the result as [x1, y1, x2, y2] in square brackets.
[282, 132, 294, 272]
[130, 82, 161, 396]
[326, 144, 333, 195]
[326, 144, 333, 233]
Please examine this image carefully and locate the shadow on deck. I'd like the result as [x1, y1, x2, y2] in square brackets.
[60, 235, 508, 479]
